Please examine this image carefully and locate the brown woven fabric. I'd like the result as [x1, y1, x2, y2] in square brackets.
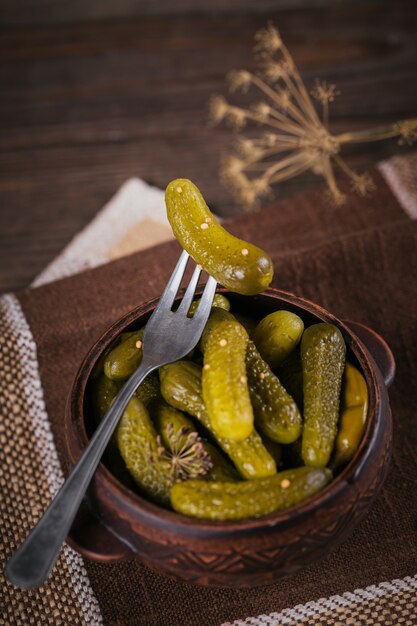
[0, 297, 92, 626]
[2, 170, 417, 625]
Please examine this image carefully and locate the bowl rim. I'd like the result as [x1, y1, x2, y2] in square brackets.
[68, 287, 382, 535]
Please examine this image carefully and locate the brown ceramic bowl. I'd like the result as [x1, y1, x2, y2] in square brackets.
[64, 288, 395, 587]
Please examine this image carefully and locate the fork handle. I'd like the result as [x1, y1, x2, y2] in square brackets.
[5, 361, 154, 590]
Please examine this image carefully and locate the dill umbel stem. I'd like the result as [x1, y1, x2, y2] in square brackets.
[252, 133, 300, 146]
[321, 157, 342, 198]
[323, 102, 329, 129]
[250, 75, 312, 130]
[335, 120, 417, 144]
[243, 149, 300, 170]
[250, 75, 307, 128]
[333, 153, 357, 178]
[262, 151, 305, 179]
[269, 101, 311, 130]
[281, 72, 316, 125]
[251, 144, 300, 160]
[246, 110, 308, 138]
[280, 44, 322, 126]
[268, 158, 312, 183]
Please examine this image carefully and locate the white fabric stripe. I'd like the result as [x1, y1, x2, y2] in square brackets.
[378, 160, 417, 219]
[31, 177, 223, 288]
[221, 574, 417, 625]
[32, 178, 167, 287]
[2, 294, 103, 626]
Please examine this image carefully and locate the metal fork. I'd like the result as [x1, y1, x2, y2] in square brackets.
[5, 251, 217, 590]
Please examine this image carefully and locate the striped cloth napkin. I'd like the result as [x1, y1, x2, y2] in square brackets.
[1, 153, 416, 626]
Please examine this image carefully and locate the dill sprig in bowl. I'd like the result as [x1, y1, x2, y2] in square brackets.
[210, 23, 417, 208]
[149, 425, 213, 485]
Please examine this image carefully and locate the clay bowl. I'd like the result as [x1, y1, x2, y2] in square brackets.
[64, 288, 395, 587]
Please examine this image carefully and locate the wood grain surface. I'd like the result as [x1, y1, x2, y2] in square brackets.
[0, 0, 359, 26]
[1, 1, 417, 292]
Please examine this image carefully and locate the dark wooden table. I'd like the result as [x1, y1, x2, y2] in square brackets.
[1, 1, 417, 293]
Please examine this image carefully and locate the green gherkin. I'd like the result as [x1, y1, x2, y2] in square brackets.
[253, 310, 304, 369]
[171, 466, 332, 520]
[331, 362, 368, 469]
[277, 348, 304, 409]
[165, 178, 273, 295]
[90, 374, 121, 425]
[246, 342, 302, 444]
[188, 293, 231, 317]
[135, 370, 161, 406]
[301, 323, 346, 467]
[159, 360, 276, 479]
[151, 400, 213, 480]
[199, 307, 234, 352]
[90, 337, 120, 380]
[116, 396, 173, 504]
[153, 400, 198, 450]
[89, 374, 134, 488]
[153, 400, 237, 482]
[203, 443, 239, 482]
[104, 328, 144, 380]
[202, 318, 253, 441]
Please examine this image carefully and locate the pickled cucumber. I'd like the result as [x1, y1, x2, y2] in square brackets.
[159, 361, 276, 479]
[90, 375, 134, 488]
[277, 348, 304, 409]
[152, 400, 213, 480]
[135, 371, 161, 406]
[199, 307, 256, 351]
[91, 337, 120, 380]
[331, 363, 368, 469]
[116, 396, 173, 504]
[253, 310, 304, 369]
[153, 400, 197, 450]
[90, 374, 121, 425]
[165, 179, 273, 295]
[104, 328, 144, 380]
[199, 307, 234, 352]
[153, 401, 237, 482]
[171, 466, 332, 520]
[203, 443, 239, 482]
[202, 317, 253, 441]
[246, 342, 302, 444]
[188, 293, 231, 317]
[301, 323, 346, 467]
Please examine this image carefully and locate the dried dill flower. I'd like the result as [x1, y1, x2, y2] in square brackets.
[150, 424, 212, 485]
[210, 22, 417, 209]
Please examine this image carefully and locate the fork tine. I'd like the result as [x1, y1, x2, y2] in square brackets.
[177, 265, 202, 315]
[157, 250, 189, 310]
[192, 276, 217, 322]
